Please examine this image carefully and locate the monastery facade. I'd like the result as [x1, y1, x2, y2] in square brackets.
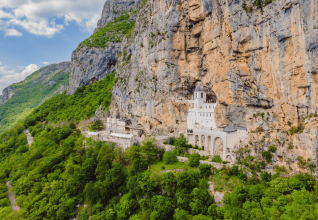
[186, 87, 247, 162]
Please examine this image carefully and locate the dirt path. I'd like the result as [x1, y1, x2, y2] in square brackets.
[25, 130, 33, 148]
[6, 181, 20, 211]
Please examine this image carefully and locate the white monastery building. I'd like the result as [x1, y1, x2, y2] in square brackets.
[186, 86, 247, 162]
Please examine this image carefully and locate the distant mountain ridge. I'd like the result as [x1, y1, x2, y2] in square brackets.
[0, 61, 70, 133]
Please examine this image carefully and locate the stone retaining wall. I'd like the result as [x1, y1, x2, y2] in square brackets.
[162, 144, 211, 157]
[176, 156, 233, 169]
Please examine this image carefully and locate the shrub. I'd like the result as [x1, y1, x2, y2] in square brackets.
[174, 134, 189, 155]
[246, 5, 253, 12]
[260, 161, 267, 169]
[199, 164, 212, 178]
[0, 198, 10, 208]
[231, 165, 240, 176]
[163, 151, 178, 164]
[188, 153, 201, 167]
[261, 171, 272, 182]
[211, 155, 222, 163]
[140, 42, 144, 47]
[268, 145, 277, 153]
[239, 173, 248, 181]
[242, 2, 247, 10]
[69, 122, 76, 129]
[297, 156, 307, 168]
[90, 120, 104, 131]
[262, 151, 272, 163]
[167, 137, 176, 145]
[265, 0, 273, 5]
[290, 122, 304, 135]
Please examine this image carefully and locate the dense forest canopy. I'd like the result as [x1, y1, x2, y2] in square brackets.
[0, 118, 317, 219]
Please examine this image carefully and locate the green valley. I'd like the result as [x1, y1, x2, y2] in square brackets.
[0, 62, 70, 133]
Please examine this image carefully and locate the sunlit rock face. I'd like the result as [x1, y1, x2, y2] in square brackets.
[69, 0, 318, 166]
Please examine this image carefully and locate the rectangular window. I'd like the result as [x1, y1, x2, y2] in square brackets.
[201, 93, 203, 98]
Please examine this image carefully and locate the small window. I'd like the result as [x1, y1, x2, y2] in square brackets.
[201, 93, 203, 98]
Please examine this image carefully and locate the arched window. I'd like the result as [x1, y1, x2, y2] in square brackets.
[201, 93, 203, 98]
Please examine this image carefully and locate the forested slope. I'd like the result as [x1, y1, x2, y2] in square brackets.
[0, 62, 70, 133]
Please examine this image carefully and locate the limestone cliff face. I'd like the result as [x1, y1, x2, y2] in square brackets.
[70, 0, 318, 165]
[0, 86, 14, 106]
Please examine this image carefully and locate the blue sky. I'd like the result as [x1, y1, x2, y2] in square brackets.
[0, 0, 106, 92]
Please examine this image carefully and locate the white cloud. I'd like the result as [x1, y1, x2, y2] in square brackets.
[5, 28, 22, 37]
[42, 62, 49, 65]
[0, 63, 40, 94]
[0, 0, 105, 37]
[0, 9, 13, 19]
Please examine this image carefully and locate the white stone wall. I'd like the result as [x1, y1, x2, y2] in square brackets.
[187, 89, 217, 130]
[226, 130, 248, 148]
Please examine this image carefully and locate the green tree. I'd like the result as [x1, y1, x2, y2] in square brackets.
[115, 193, 139, 220]
[163, 151, 177, 164]
[174, 134, 188, 155]
[174, 208, 189, 220]
[199, 164, 212, 179]
[189, 180, 214, 215]
[95, 144, 115, 180]
[188, 153, 201, 167]
[141, 136, 157, 163]
[90, 120, 104, 131]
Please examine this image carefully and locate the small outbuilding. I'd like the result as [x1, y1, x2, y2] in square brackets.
[110, 133, 137, 150]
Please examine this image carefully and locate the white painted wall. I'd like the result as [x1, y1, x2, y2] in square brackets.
[187, 89, 217, 129]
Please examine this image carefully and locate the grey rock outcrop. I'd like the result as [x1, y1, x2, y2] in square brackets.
[67, 0, 142, 95]
[0, 86, 14, 106]
[67, 46, 119, 95]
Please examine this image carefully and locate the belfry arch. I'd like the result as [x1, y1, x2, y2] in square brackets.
[201, 135, 205, 148]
